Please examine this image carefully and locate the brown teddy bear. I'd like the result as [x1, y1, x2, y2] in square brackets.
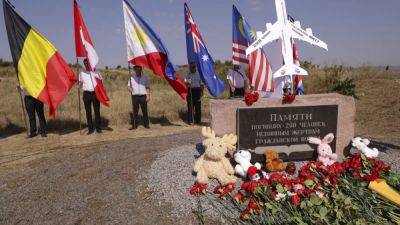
[264, 150, 287, 172]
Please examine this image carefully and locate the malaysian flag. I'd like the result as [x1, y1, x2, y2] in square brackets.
[232, 5, 273, 92]
[184, 3, 226, 97]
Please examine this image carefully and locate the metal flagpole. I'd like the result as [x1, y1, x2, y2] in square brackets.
[76, 58, 83, 135]
[5, 0, 28, 136]
[16, 80, 29, 137]
[128, 64, 136, 129]
[189, 80, 194, 126]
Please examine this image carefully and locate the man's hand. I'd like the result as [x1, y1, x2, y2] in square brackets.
[146, 94, 151, 102]
[230, 86, 235, 93]
[128, 87, 133, 93]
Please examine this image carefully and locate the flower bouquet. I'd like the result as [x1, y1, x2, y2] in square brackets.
[194, 153, 400, 224]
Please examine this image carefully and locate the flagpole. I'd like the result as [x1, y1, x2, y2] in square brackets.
[128, 64, 136, 129]
[15, 79, 29, 137]
[188, 80, 194, 126]
[76, 58, 82, 135]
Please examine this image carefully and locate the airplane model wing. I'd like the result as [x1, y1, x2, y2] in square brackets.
[246, 22, 280, 56]
[289, 21, 328, 51]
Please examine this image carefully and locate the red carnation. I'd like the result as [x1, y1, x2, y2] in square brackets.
[244, 92, 259, 106]
[283, 93, 296, 104]
[234, 192, 246, 203]
[291, 194, 301, 206]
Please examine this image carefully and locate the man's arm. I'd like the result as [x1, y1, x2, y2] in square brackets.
[146, 78, 150, 102]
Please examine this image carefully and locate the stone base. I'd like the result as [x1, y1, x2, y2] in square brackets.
[210, 93, 356, 158]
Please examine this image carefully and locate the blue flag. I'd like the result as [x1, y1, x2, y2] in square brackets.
[184, 3, 226, 97]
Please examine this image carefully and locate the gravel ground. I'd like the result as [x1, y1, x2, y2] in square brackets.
[145, 143, 400, 223]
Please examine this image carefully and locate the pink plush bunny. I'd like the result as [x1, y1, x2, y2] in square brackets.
[308, 133, 338, 166]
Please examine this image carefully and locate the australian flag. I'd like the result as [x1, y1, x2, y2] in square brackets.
[184, 3, 226, 97]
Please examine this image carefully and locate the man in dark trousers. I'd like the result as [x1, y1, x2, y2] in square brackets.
[184, 63, 204, 125]
[18, 86, 47, 138]
[227, 65, 248, 97]
[79, 59, 102, 135]
[128, 65, 150, 129]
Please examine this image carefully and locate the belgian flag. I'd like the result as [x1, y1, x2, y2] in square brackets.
[3, 0, 77, 118]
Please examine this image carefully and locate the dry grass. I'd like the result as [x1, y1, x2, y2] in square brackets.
[0, 66, 213, 137]
[0, 65, 399, 144]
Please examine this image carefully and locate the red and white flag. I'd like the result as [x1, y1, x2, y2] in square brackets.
[248, 50, 274, 92]
[74, 0, 109, 106]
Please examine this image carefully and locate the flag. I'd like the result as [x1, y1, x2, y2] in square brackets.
[122, 0, 187, 99]
[74, 0, 110, 106]
[292, 42, 304, 95]
[185, 3, 226, 97]
[232, 5, 274, 92]
[3, 0, 77, 118]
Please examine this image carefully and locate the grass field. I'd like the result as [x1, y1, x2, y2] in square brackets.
[0, 64, 399, 143]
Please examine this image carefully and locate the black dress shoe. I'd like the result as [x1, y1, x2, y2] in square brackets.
[40, 133, 47, 137]
[128, 126, 137, 130]
[29, 133, 37, 138]
[144, 125, 150, 129]
[96, 129, 102, 134]
[87, 130, 94, 135]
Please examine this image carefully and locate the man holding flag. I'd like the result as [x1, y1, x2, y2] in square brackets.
[74, 0, 109, 134]
[232, 5, 274, 95]
[3, 0, 77, 134]
[184, 3, 226, 98]
[122, 0, 187, 102]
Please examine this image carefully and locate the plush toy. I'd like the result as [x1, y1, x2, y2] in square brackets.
[193, 127, 238, 186]
[308, 133, 338, 166]
[264, 150, 287, 172]
[234, 150, 261, 178]
[352, 137, 379, 158]
[247, 166, 262, 181]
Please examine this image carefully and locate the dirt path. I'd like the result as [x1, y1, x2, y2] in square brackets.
[0, 130, 202, 225]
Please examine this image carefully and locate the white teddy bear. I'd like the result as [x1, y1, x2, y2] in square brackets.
[234, 150, 261, 178]
[352, 137, 379, 158]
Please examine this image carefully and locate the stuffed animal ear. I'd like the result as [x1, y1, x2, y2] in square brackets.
[308, 137, 322, 145]
[202, 127, 215, 139]
[362, 138, 370, 146]
[222, 134, 238, 146]
[322, 133, 334, 144]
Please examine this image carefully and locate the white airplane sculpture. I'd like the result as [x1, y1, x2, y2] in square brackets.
[246, 0, 328, 79]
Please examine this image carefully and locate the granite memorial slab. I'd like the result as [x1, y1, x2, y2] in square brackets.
[210, 93, 355, 160]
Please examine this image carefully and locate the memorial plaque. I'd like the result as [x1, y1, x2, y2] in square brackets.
[237, 105, 338, 161]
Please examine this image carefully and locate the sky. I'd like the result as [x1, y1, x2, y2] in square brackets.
[1, 0, 400, 70]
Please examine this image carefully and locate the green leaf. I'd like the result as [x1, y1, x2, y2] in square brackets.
[276, 183, 285, 193]
[319, 206, 328, 218]
[304, 179, 314, 188]
[300, 201, 307, 209]
[310, 193, 322, 205]
[344, 197, 351, 205]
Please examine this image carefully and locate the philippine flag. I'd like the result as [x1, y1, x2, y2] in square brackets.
[122, 0, 187, 99]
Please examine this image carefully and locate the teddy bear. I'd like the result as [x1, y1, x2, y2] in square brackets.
[264, 150, 287, 172]
[352, 137, 379, 158]
[308, 133, 338, 166]
[193, 127, 238, 187]
[234, 150, 261, 179]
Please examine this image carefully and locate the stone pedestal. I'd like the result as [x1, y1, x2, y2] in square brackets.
[210, 93, 356, 158]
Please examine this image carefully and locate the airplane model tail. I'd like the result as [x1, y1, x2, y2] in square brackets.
[273, 63, 308, 78]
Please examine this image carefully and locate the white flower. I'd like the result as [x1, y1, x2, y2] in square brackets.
[287, 191, 296, 197]
[274, 193, 286, 201]
[316, 191, 324, 198]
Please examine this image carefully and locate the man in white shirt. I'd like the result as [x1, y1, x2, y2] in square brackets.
[79, 59, 102, 135]
[17, 86, 47, 138]
[184, 63, 204, 125]
[127, 65, 150, 129]
[227, 65, 248, 97]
